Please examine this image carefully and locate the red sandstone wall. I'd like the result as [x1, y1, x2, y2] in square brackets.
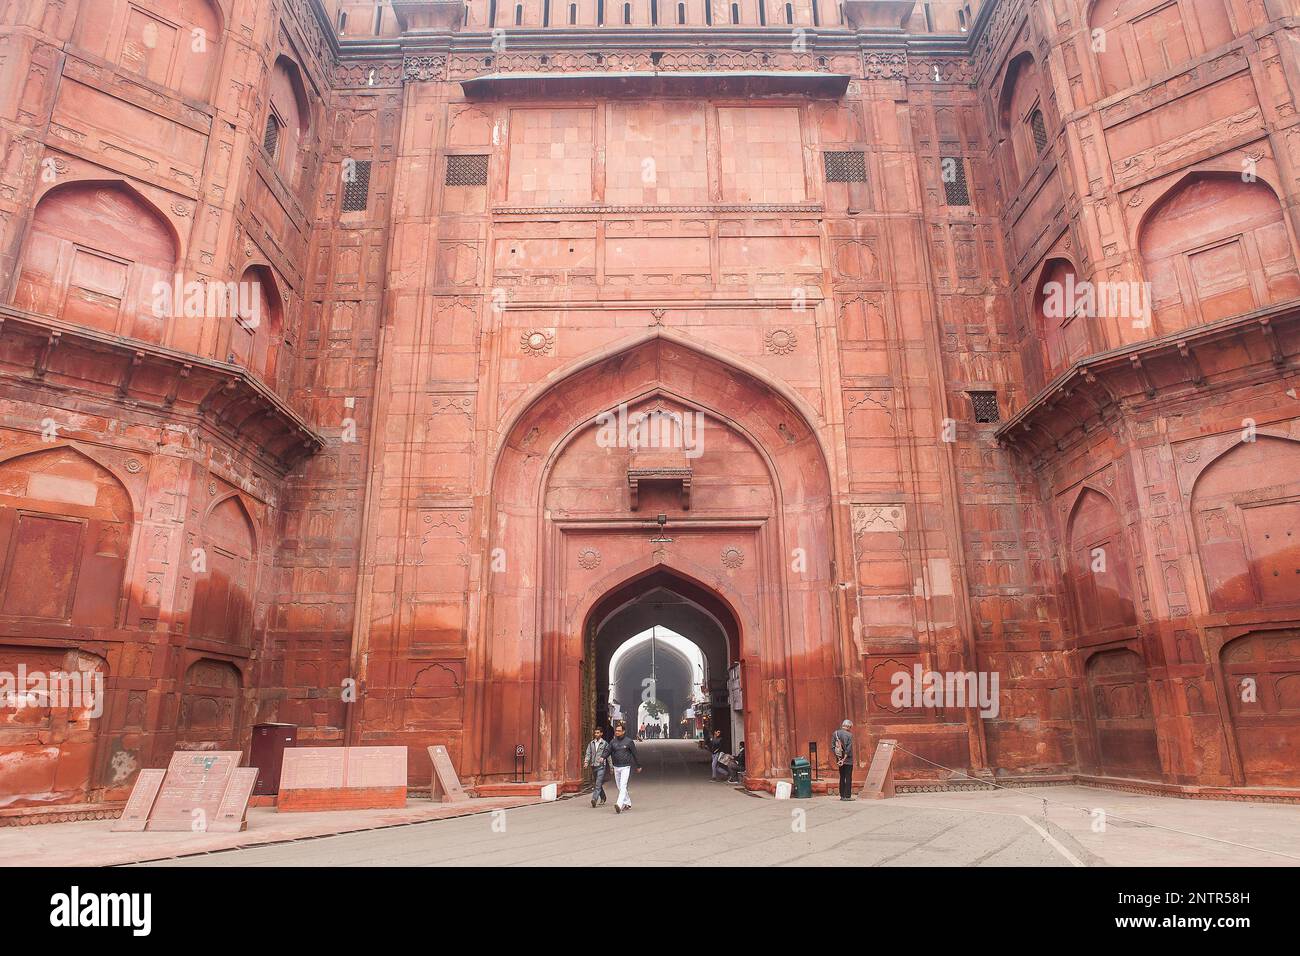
[989, 0, 1300, 787]
[0, 0, 337, 807]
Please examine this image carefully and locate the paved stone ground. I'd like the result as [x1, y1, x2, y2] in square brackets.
[10, 740, 1297, 867]
[0, 795, 544, 867]
[145, 741, 1076, 867]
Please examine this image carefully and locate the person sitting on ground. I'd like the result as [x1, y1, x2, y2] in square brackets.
[728, 741, 746, 783]
[709, 728, 728, 781]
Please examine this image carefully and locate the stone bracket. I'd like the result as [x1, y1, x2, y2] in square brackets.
[628, 467, 692, 511]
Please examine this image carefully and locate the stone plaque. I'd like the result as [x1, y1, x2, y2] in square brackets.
[111, 769, 166, 832]
[861, 738, 897, 799]
[427, 745, 469, 803]
[209, 767, 258, 832]
[344, 746, 407, 788]
[147, 751, 243, 831]
[279, 747, 347, 790]
[278, 746, 408, 812]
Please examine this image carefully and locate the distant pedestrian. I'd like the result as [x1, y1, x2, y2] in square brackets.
[609, 723, 642, 813]
[709, 729, 728, 781]
[583, 726, 610, 808]
[832, 719, 855, 801]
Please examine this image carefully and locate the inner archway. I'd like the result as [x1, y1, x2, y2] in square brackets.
[583, 566, 745, 783]
[607, 626, 702, 738]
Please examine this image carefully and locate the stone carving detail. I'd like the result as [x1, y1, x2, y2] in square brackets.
[402, 56, 447, 82]
[520, 329, 555, 356]
[863, 52, 908, 79]
[440, 49, 843, 82]
[577, 547, 601, 570]
[853, 505, 906, 535]
[765, 329, 798, 355]
[493, 203, 822, 215]
[909, 57, 974, 85]
[337, 60, 404, 87]
[721, 546, 745, 569]
[124, 458, 143, 474]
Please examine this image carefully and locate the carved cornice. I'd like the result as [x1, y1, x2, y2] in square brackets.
[996, 300, 1300, 464]
[492, 203, 825, 215]
[320, 0, 1028, 90]
[0, 306, 325, 476]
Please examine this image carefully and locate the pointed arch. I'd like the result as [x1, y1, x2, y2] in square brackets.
[1031, 255, 1089, 375]
[229, 263, 286, 384]
[996, 50, 1044, 186]
[581, 560, 746, 757]
[266, 55, 312, 183]
[192, 493, 258, 645]
[0, 445, 134, 626]
[1220, 628, 1300, 786]
[577, 555, 751, 650]
[71, 0, 224, 102]
[1065, 484, 1137, 635]
[178, 657, 242, 751]
[473, 334, 842, 786]
[490, 329, 832, 484]
[14, 180, 180, 345]
[204, 490, 258, 553]
[1191, 435, 1300, 612]
[1137, 171, 1300, 333]
[1084, 646, 1161, 778]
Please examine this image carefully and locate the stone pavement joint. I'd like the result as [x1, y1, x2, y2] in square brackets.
[104, 741, 1300, 868]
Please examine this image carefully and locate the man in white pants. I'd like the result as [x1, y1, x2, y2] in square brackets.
[607, 722, 642, 813]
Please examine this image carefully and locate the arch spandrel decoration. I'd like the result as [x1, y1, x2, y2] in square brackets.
[475, 336, 840, 785]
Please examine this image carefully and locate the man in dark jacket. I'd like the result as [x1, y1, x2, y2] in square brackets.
[832, 719, 855, 800]
[583, 726, 611, 808]
[608, 722, 642, 813]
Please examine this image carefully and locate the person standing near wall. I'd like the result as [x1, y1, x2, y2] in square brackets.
[584, 725, 611, 808]
[832, 719, 855, 801]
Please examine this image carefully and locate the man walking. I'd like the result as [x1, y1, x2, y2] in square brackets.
[832, 719, 855, 801]
[709, 728, 728, 781]
[583, 725, 611, 808]
[608, 722, 642, 813]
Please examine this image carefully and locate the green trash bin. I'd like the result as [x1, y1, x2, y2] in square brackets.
[790, 756, 813, 798]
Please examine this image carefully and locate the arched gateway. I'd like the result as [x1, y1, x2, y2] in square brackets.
[469, 334, 846, 788]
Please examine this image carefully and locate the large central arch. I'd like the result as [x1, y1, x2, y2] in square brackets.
[470, 333, 846, 788]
